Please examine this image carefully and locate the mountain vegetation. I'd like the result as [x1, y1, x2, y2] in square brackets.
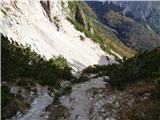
[83, 48, 160, 88]
[1, 34, 73, 85]
[1, 1, 160, 120]
[86, 1, 160, 51]
[68, 1, 135, 58]
[82, 48, 160, 119]
[105, 10, 159, 50]
[1, 34, 73, 119]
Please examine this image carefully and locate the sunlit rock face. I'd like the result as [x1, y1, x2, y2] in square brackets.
[0, 0, 115, 72]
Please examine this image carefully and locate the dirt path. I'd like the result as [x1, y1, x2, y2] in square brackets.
[11, 76, 122, 120]
[60, 77, 108, 120]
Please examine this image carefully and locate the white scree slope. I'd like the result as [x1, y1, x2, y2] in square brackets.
[0, 0, 116, 71]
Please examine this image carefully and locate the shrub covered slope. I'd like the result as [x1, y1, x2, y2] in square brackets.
[82, 48, 160, 119]
[1, 34, 73, 112]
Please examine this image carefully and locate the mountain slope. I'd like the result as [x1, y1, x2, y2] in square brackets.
[86, 1, 160, 50]
[1, 1, 160, 120]
[0, 0, 116, 72]
[81, 47, 160, 120]
[112, 1, 160, 35]
[67, 1, 135, 58]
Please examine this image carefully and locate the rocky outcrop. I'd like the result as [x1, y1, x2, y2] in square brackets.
[74, 4, 93, 33]
[40, 1, 51, 21]
[75, 5, 86, 27]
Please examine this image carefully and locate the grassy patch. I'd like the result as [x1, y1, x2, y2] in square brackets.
[68, 1, 77, 17]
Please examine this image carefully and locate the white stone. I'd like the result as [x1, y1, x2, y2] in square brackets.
[0, 0, 116, 72]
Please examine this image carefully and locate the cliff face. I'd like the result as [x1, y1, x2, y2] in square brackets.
[0, 0, 115, 71]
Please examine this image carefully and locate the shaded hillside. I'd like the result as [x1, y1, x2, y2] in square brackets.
[86, 1, 160, 51]
[112, 1, 160, 36]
